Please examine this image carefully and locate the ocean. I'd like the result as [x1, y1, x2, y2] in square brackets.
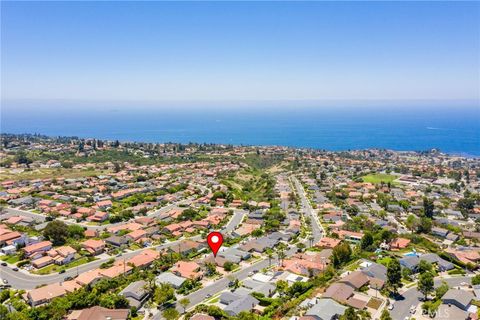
[1, 101, 479, 156]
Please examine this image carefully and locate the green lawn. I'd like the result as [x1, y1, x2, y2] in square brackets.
[361, 174, 397, 184]
[0, 254, 21, 264]
[32, 256, 94, 275]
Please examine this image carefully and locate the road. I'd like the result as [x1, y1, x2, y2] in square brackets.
[292, 176, 324, 243]
[392, 276, 472, 320]
[1, 199, 192, 231]
[176, 245, 298, 313]
[173, 178, 326, 312]
[0, 210, 247, 289]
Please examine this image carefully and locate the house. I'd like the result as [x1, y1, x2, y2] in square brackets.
[390, 238, 411, 250]
[171, 261, 203, 279]
[75, 269, 104, 286]
[87, 211, 109, 222]
[222, 293, 259, 316]
[169, 240, 204, 255]
[127, 249, 159, 268]
[441, 289, 474, 311]
[323, 283, 354, 304]
[339, 271, 369, 290]
[316, 237, 341, 249]
[81, 239, 105, 256]
[126, 229, 147, 242]
[119, 280, 149, 308]
[190, 314, 215, 320]
[361, 262, 387, 288]
[99, 261, 133, 278]
[105, 235, 129, 247]
[23, 241, 52, 258]
[432, 227, 449, 238]
[155, 272, 186, 289]
[420, 253, 455, 271]
[66, 306, 129, 320]
[335, 230, 364, 243]
[304, 298, 347, 320]
[32, 255, 54, 269]
[47, 246, 77, 265]
[0, 231, 25, 247]
[27, 283, 67, 306]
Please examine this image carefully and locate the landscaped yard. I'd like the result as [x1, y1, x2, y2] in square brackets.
[32, 256, 95, 275]
[367, 297, 383, 309]
[361, 174, 397, 184]
[0, 254, 21, 264]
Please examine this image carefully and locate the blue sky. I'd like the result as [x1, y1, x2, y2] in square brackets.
[1, 1, 479, 104]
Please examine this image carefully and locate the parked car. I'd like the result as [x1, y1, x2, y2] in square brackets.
[64, 276, 73, 281]
[12, 267, 18, 271]
[1, 262, 7, 266]
[59, 269, 66, 274]
[388, 303, 394, 310]
[2, 279, 8, 284]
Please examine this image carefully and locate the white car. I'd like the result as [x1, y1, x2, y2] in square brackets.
[410, 305, 416, 314]
[388, 303, 394, 310]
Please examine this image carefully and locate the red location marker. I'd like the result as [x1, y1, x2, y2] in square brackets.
[207, 232, 223, 257]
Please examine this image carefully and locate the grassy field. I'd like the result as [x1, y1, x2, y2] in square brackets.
[0, 168, 110, 181]
[361, 173, 397, 184]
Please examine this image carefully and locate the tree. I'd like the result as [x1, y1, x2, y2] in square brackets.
[418, 271, 434, 300]
[67, 224, 85, 239]
[278, 249, 286, 267]
[43, 220, 68, 245]
[179, 297, 190, 313]
[418, 260, 433, 274]
[332, 242, 352, 267]
[361, 232, 374, 251]
[472, 274, 480, 285]
[275, 280, 288, 296]
[163, 308, 179, 320]
[205, 262, 217, 276]
[154, 283, 175, 306]
[418, 217, 432, 233]
[380, 309, 392, 320]
[386, 258, 402, 294]
[423, 197, 434, 218]
[341, 307, 359, 320]
[435, 281, 449, 300]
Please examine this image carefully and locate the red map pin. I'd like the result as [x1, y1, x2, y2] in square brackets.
[207, 232, 223, 257]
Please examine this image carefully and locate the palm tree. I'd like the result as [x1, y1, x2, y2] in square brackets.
[179, 297, 190, 314]
[267, 251, 273, 266]
[278, 249, 286, 267]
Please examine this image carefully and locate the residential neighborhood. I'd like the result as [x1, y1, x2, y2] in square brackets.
[0, 134, 479, 320]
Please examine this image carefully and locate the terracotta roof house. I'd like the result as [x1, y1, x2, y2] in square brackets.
[127, 249, 159, 268]
[66, 306, 129, 320]
[23, 241, 52, 258]
[81, 239, 105, 256]
[99, 261, 133, 278]
[190, 314, 215, 320]
[75, 269, 104, 286]
[27, 283, 67, 306]
[126, 229, 147, 242]
[316, 237, 341, 249]
[171, 261, 203, 279]
[390, 238, 411, 250]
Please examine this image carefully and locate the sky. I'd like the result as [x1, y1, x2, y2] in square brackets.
[1, 1, 479, 105]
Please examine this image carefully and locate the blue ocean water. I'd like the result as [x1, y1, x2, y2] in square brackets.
[1, 102, 479, 156]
